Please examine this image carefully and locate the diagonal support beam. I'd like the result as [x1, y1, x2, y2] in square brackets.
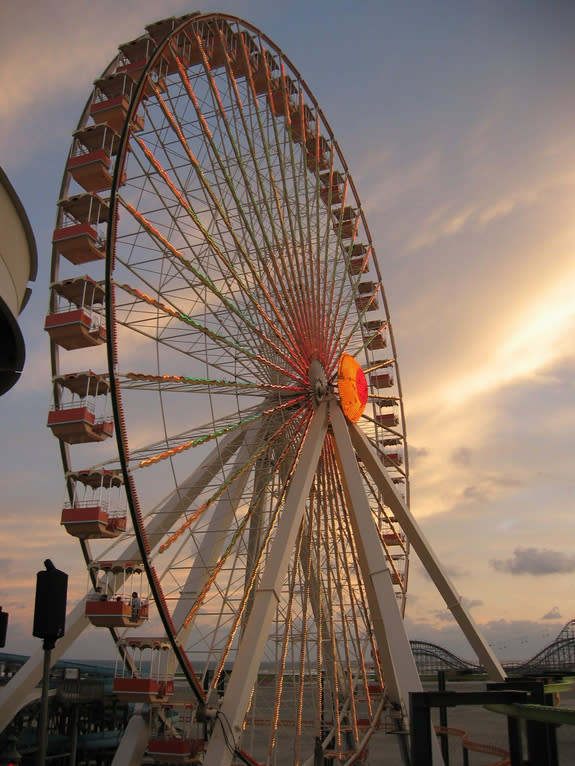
[347, 419, 506, 682]
[0, 426, 247, 735]
[170, 420, 265, 641]
[330, 402, 445, 765]
[203, 403, 329, 766]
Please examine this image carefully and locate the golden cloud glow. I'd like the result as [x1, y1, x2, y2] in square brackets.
[444, 267, 575, 408]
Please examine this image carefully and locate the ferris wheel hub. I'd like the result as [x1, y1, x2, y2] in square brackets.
[309, 359, 329, 404]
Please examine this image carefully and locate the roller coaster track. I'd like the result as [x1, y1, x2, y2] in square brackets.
[411, 619, 575, 676]
[510, 619, 575, 675]
[411, 640, 482, 674]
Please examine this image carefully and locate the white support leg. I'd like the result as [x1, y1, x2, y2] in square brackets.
[110, 705, 150, 766]
[202, 403, 329, 766]
[170, 421, 265, 647]
[0, 598, 90, 732]
[330, 403, 445, 766]
[348, 420, 506, 682]
[0, 427, 246, 735]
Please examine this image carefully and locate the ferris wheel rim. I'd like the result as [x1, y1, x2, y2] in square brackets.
[48, 12, 411, 762]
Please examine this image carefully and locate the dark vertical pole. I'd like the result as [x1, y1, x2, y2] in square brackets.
[0, 607, 8, 648]
[69, 690, 80, 766]
[507, 715, 523, 766]
[544, 687, 559, 766]
[410, 692, 432, 766]
[37, 640, 54, 766]
[438, 670, 449, 766]
[525, 681, 551, 766]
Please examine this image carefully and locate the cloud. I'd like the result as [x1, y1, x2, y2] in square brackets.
[407, 445, 429, 465]
[451, 447, 472, 466]
[435, 610, 455, 623]
[425, 271, 575, 421]
[414, 558, 469, 582]
[0, 0, 194, 163]
[404, 342, 574, 522]
[491, 547, 575, 576]
[458, 473, 524, 505]
[542, 606, 562, 621]
[434, 597, 482, 623]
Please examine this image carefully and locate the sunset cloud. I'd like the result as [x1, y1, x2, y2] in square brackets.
[491, 547, 575, 576]
[542, 606, 562, 621]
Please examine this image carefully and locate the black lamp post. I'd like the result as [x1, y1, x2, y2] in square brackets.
[33, 559, 68, 766]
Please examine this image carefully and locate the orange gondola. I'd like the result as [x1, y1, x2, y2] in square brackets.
[45, 276, 106, 350]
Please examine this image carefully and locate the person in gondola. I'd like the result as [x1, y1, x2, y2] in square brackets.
[130, 591, 141, 622]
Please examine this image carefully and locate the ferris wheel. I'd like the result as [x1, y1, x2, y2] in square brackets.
[0, 12, 505, 766]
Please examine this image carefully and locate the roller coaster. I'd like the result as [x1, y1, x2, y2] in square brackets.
[510, 619, 575, 675]
[410, 618, 575, 676]
[2, 620, 574, 697]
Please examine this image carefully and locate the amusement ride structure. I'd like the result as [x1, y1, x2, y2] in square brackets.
[0, 13, 505, 765]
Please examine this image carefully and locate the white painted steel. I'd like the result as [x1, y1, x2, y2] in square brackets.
[331, 402, 445, 765]
[0, 599, 89, 732]
[348, 420, 506, 682]
[203, 402, 329, 766]
[0, 429, 246, 733]
[110, 706, 150, 766]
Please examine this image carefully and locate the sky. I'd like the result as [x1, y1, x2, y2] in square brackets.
[0, 0, 574, 663]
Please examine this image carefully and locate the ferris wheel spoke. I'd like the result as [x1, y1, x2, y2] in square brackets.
[321, 452, 358, 695]
[118, 371, 304, 396]
[145, 75, 267, 283]
[246, 72, 318, 341]
[222, 49, 295, 256]
[173, 59, 315, 367]
[113, 279, 305, 384]
[167, 419, 267, 636]
[266, 520, 307, 757]
[115, 196, 308, 381]
[291, 509, 315, 762]
[325, 259, 375, 374]
[318, 168, 345, 348]
[172, 406, 317, 682]
[324, 440, 384, 710]
[203, 109, 316, 358]
[264, 122, 335, 360]
[140, 426, 249, 554]
[321, 184, 375, 369]
[130, 395, 306, 470]
[156, 400, 312, 561]
[73, 425, 252, 576]
[239, 79, 315, 341]
[317, 190, 361, 372]
[118, 193, 298, 359]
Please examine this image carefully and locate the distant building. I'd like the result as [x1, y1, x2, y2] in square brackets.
[0, 166, 37, 395]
